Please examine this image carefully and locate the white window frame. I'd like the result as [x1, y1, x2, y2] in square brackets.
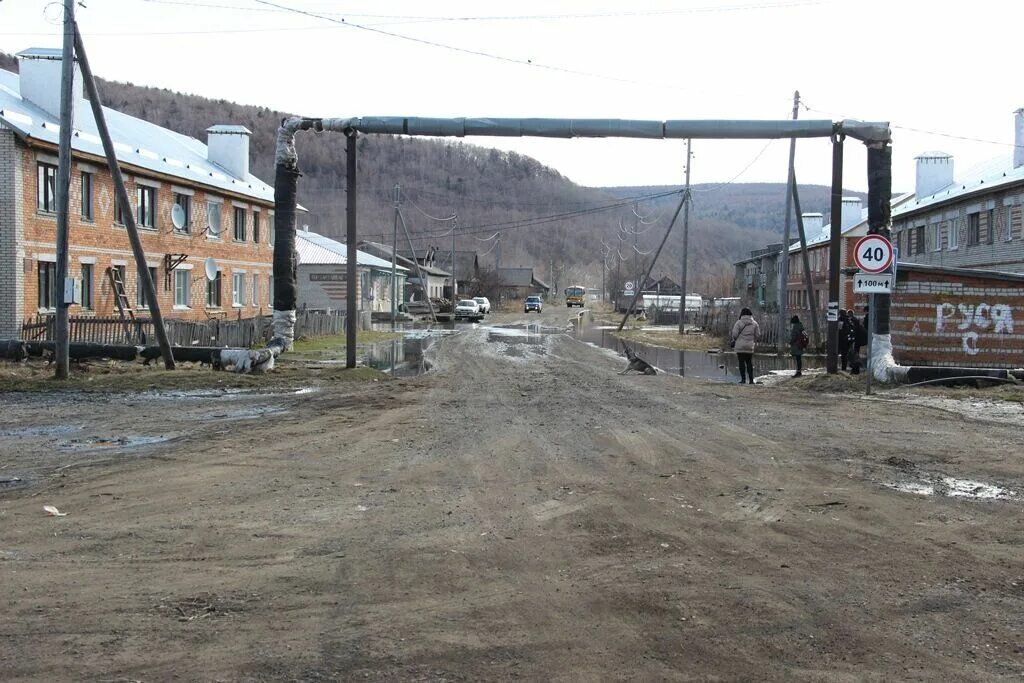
[251, 273, 259, 307]
[232, 272, 246, 307]
[206, 200, 222, 239]
[37, 162, 57, 213]
[931, 222, 941, 252]
[136, 185, 156, 228]
[174, 269, 191, 309]
[948, 219, 958, 250]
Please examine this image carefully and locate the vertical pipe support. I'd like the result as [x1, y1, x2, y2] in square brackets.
[346, 131, 358, 369]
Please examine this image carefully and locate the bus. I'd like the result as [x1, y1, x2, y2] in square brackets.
[565, 285, 586, 308]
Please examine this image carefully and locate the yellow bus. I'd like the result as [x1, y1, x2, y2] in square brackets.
[565, 285, 586, 308]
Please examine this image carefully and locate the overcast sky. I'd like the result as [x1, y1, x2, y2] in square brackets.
[1, 0, 1020, 194]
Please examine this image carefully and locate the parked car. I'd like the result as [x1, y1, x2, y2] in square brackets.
[524, 296, 543, 313]
[473, 296, 491, 314]
[454, 299, 483, 321]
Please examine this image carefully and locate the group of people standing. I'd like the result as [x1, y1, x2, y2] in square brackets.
[729, 306, 869, 384]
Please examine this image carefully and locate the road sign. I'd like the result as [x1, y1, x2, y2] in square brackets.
[853, 271, 893, 294]
[827, 301, 839, 322]
[853, 235, 894, 274]
[624, 282, 634, 291]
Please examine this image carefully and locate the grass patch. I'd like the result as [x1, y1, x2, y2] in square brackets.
[613, 328, 721, 352]
[291, 331, 401, 355]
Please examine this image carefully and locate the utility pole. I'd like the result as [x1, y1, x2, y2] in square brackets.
[633, 203, 639, 294]
[826, 133, 845, 373]
[345, 131, 357, 369]
[53, 0, 75, 379]
[678, 139, 692, 334]
[791, 175, 822, 347]
[777, 90, 800, 351]
[451, 214, 457, 301]
[495, 233, 502, 271]
[391, 184, 400, 331]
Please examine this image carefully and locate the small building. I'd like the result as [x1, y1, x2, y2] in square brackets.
[496, 267, 550, 300]
[296, 230, 407, 313]
[358, 241, 449, 301]
[436, 250, 481, 295]
[733, 242, 786, 310]
[1, 48, 277, 339]
[890, 263, 1024, 369]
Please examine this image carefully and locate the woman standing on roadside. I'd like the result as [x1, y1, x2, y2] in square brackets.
[789, 315, 807, 377]
[730, 307, 760, 384]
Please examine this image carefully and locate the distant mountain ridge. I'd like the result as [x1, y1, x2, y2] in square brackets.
[1, 50, 860, 295]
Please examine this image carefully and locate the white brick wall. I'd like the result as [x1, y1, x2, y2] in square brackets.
[0, 130, 25, 338]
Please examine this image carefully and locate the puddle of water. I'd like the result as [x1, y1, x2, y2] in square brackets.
[574, 325, 820, 382]
[59, 435, 173, 451]
[884, 476, 1015, 500]
[205, 406, 288, 421]
[361, 335, 434, 377]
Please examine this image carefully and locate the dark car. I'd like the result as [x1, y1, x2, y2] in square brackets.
[524, 296, 543, 313]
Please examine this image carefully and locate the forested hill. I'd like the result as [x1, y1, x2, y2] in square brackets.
[1, 50, 855, 295]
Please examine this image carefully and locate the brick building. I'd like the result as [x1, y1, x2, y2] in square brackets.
[890, 263, 1024, 369]
[0, 48, 276, 339]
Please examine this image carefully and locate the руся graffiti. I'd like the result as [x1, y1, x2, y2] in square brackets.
[935, 303, 1015, 355]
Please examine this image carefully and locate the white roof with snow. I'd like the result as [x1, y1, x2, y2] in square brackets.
[894, 154, 1024, 216]
[296, 230, 408, 271]
[789, 193, 916, 253]
[0, 67, 274, 203]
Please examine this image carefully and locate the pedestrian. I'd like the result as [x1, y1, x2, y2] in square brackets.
[730, 307, 760, 384]
[862, 305, 870, 333]
[789, 315, 807, 377]
[838, 309, 851, 371]
[849, 311, 867, 375]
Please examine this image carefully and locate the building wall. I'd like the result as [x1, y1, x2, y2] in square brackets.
[297, 264, 362, 312]
[891, 269, 1024, 369]
[893, 186, 1024, 273]
[9, 140, 275, 333]
[0, 128, 25, 337]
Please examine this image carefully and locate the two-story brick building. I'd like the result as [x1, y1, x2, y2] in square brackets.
[0, 48, 276, 339]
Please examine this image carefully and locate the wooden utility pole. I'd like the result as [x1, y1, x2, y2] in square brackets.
[776, 90, 800, 349]
[391, 184, 400, 331]
[345, 131, 358, 369]
[678, 139, 692, 334]
[826, 134, 845, 373]
[790, 174, 821, 346]
[74, 26, 175, 369]
[53, 0, 76, 379]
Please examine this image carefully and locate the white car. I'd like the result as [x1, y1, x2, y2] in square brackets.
[454, 299, 483, 321]
[473, 297, 491, 314]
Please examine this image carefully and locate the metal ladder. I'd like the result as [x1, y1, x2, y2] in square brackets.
[106, 267, 137, 343]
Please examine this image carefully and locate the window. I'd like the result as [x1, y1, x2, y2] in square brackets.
[1005, 206, 1014, 242]
[268, 274, 274, 306]
[251, 274, 259, 307]
[252, 211, 260, 243]
[948, 220, 958, 250]
[268, 213, 275, 245]
[232, 272, 246, 306]
[80, 263, 93, 310]
[914, 227, 925, 255]
[80, 172, 93, 220]
[137, 266, 158, 309]
[931, 223, 941, 252]
[137, 185, 156, 228]
[206, 271, 222, 308]
[38, 261, 57, 309]
[174, 193, 192, 233]
[37, 163, 57, 212]
[967, 213, 980, 246]
[233, 207, 246, 241]
[986, 209, 995, 245]
[174, 269, 191, 308]
[206, 201, 221, 238]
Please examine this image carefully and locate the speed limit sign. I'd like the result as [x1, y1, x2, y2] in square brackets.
[853, 235, 894, 274]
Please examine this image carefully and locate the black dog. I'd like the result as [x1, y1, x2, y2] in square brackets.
[619, 345, 657, 375]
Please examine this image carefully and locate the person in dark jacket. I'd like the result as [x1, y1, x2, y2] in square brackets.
[789, 315, 806, 377]
[849, 312, 867, 374]
[837, 309, 851, 371]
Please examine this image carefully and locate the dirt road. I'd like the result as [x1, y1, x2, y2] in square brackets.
[2, 307, 1023, 680]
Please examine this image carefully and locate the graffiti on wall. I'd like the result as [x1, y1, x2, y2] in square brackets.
[935, 303, 1015, 355]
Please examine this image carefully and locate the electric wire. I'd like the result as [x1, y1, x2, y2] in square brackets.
[404, 196, 457, 222]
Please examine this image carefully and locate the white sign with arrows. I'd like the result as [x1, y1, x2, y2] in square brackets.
[853, 271, 893, 293]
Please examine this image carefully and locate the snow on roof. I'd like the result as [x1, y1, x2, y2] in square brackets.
[0, 67, 274, 203]
[789, 192, 916, 253]
[894, 153, 1024, 216]
[296, 230, 408, 270]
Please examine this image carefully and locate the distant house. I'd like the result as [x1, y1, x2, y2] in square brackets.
[496, 267, 550, 300]
[733, 243, 787, 311]
[436, 250, 481, 295]
[359, 241, 449, 301]
[296, 230, 407, 314]
[0, 48, 276, 338]
[891, 110, 1024, 273]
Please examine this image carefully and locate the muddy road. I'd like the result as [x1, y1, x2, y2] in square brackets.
[2, 307, 1023, 680]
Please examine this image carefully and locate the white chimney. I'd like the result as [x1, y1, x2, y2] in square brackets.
[206, 125, 252, 180]
[1014, 108, 1024, 169]
[841, 197, 862, 230]
[801, 212, 824, 237]
[16, 48, 83, 128]
[915, 152, 954, 199]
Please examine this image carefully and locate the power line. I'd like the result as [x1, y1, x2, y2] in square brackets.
[691, 139, 777, 194]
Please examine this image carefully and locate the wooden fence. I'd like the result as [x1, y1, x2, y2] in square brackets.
[651, 306, 827, 352]
[20, 310, 357, 347]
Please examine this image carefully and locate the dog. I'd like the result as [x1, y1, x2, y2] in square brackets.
[619, 344, 657, 375]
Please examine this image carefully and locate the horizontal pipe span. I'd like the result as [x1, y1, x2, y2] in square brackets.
[318, 117, 889, 142]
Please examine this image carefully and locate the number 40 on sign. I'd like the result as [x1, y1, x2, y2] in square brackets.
[853, 235, 894, 274]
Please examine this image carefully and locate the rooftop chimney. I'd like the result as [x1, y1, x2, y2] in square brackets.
[1015, 109, 1024, 169]
[801, 212, 824, 237]
[915, 151, 954, 199]
[841, 197, 862, 230]
[16, 48, 83, 128]
[206, 125, 251, 180]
